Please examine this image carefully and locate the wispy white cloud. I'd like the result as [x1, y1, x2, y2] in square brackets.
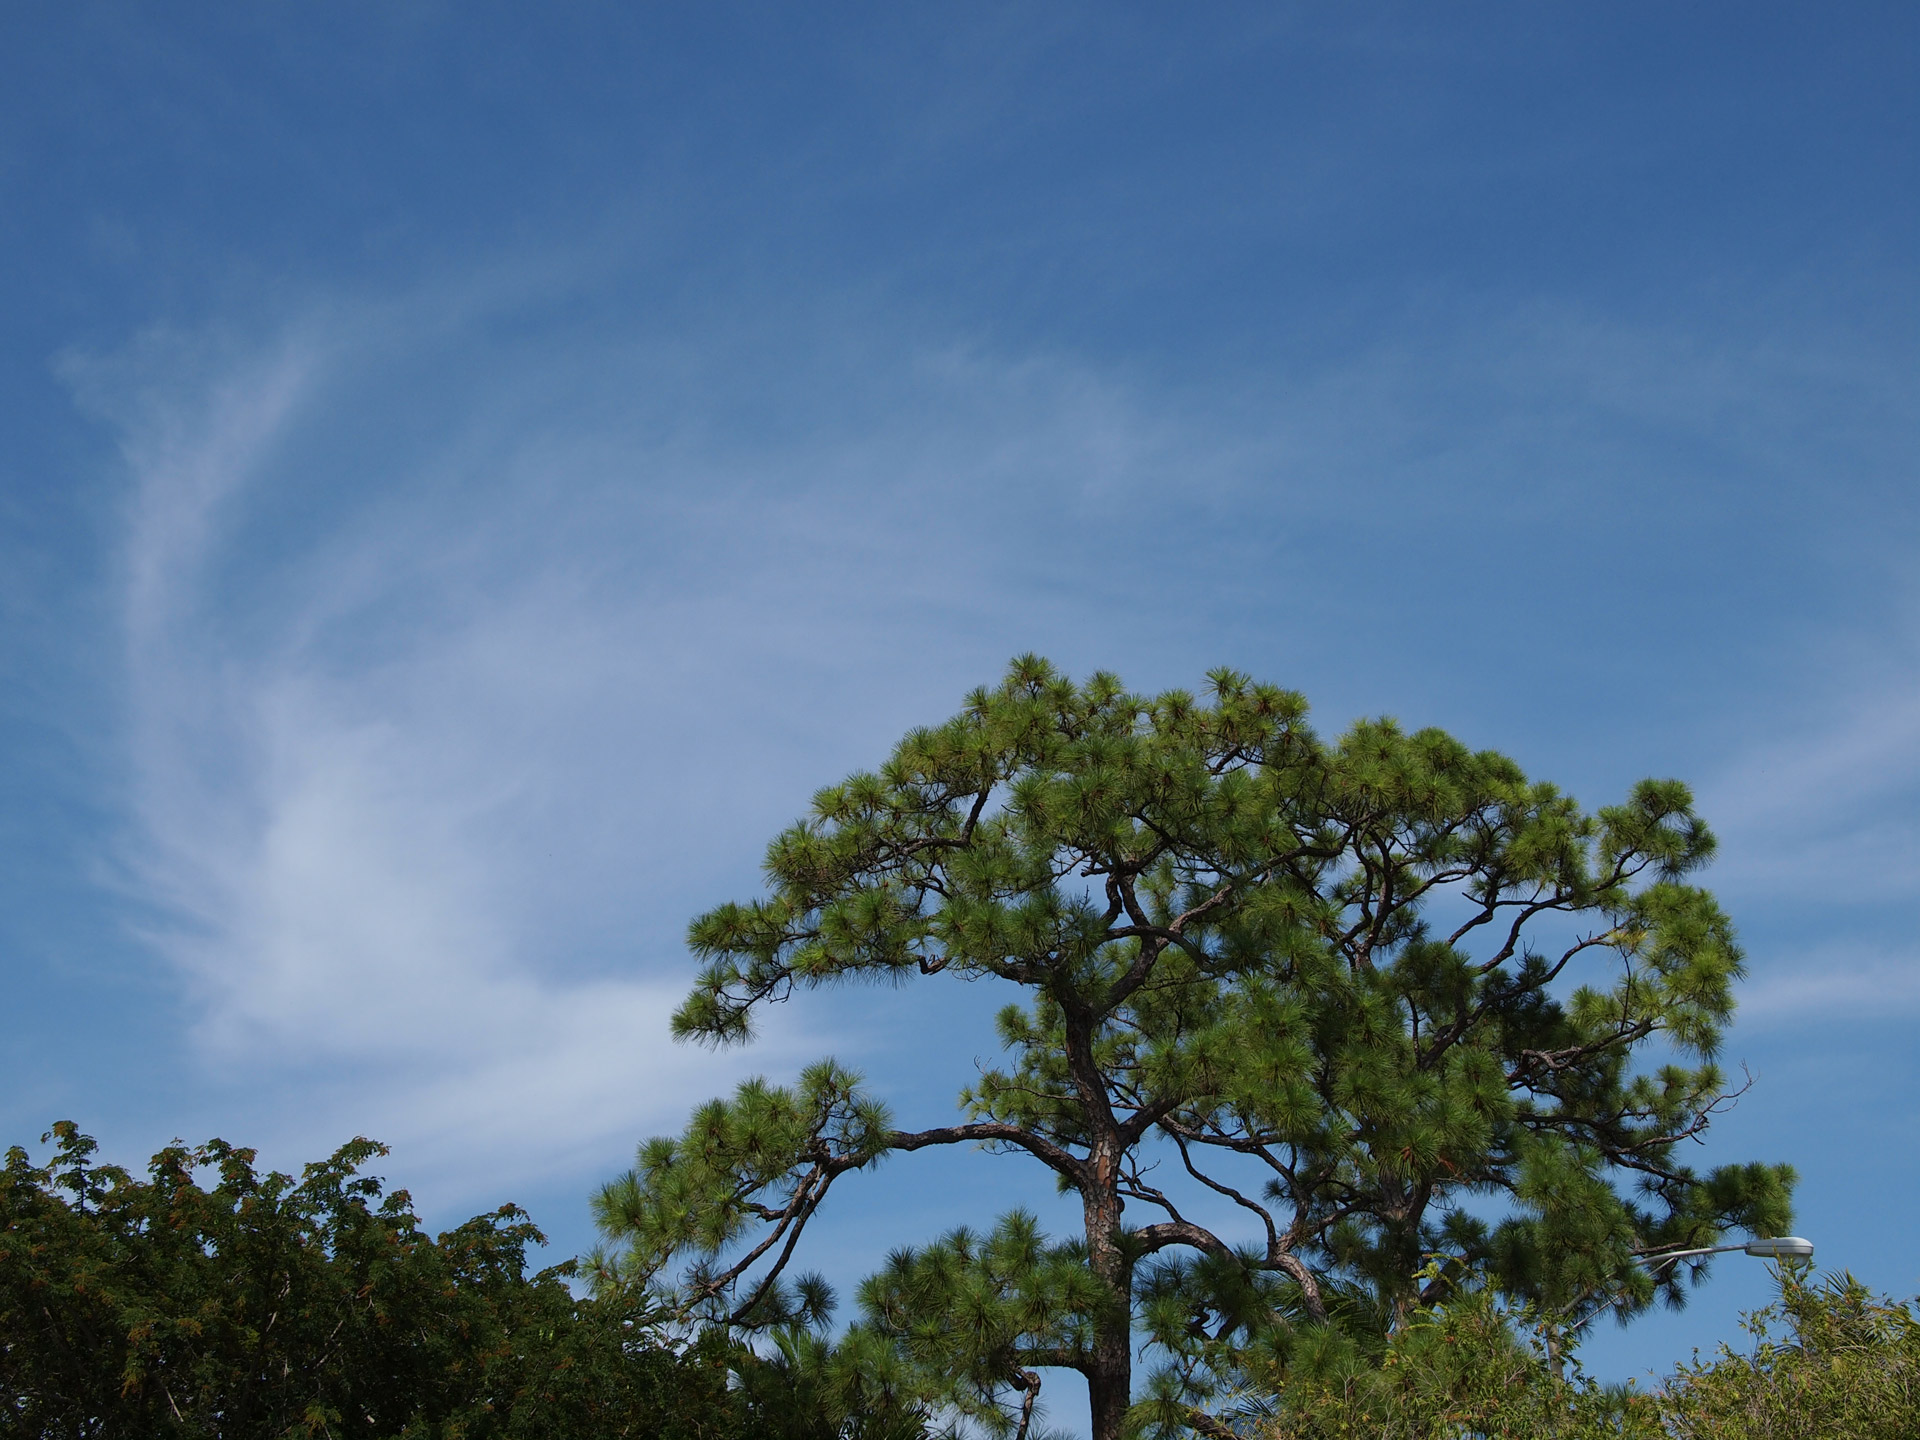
[1739, 943, 1920, 1025]
[62, 271, 1915, 1210]
[65, 290, 1226, 1208]
[1704, 667, 1920, 906]
[65, 319, 796, 1203]
[1694, 637, 1920, 1027]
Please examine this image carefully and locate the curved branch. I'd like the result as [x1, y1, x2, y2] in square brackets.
[1011, 1367, 1042, 1440]
[711, 1162, 841, 1322]
[1164, 1125, 1281, 1254]
[1118, 1094, 1184, 1148]
[889, 1122, 1086, 1185]
[1134, 1218, 1234, 1257]
[1266, 1248, 1328, 1322]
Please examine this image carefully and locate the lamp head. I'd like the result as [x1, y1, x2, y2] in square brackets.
[1743, 1236, 1814, 1260]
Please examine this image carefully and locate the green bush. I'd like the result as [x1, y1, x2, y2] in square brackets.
[9, 1121, 1908, 1439]
[1659, 1272, 1920, 1440]
[0, 1123, 851, 1439]
[1251, 1270, 1918, 1440]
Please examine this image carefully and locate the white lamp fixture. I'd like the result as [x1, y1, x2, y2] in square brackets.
[1641, 1235, 1814, 1272]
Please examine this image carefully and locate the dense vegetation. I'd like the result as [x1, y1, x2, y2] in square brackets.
[0, 1123, 921, 1439]
[3, 1123, 1912, 1437]
[1258, 1269, 1919, 1440]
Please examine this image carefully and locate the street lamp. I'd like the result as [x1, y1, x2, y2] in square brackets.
[1641, 1236, 1814, 1273]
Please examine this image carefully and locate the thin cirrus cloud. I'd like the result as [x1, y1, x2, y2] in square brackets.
[1738, 945, 1920, 1024]
[66, 320, 792, 1197]
[1699, 660, 1920, 1025]
[60, 290, 1235, 1205]
[1705, 673, 1920, 904]
[56, 270, 1915, 1209]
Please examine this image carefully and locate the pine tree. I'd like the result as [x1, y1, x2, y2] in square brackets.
[592, 657, 1794, 1439]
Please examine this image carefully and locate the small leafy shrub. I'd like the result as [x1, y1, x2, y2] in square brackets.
[1659, 1271, 1920, 1440]
[1251, 1270, 1918, 1440]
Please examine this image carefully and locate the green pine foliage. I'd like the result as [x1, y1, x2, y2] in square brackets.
[593, 658, 1796, 1440]
[1254, 1285, 1655, 1440]
[853, 1213, 1106, 1438]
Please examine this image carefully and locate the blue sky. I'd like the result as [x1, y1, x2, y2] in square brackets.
[2, 4, 1915, 1431]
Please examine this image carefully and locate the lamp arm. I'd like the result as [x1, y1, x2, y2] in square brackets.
[1638, 1236, 1814, 1273]
[1637, 1241, 1744, 1272]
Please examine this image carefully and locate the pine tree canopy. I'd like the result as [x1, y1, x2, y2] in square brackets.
[592, 656, 1795, 1440]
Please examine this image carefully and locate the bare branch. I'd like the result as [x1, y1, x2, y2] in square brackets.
[1165, 1126, 1281, 1256]
[889, 1123, 1085, 1184]
[1134, 1218, 1235, 1258]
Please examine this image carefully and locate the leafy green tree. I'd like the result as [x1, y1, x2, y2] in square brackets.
[1255, 1267, 1920, 1440]
[593, 657, 1794, 1439]
[1659, 1270, 1920, 1439]
[0, 1122, 743, 1438]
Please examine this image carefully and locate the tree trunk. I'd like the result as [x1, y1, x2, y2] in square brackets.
[1083, 1138, 1133, 1440]
[1086, 1330, 1132, 1440]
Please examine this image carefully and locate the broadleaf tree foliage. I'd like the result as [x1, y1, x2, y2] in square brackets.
[594, 658, 1793, 1440]
[1, 1124, 741, 1439]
